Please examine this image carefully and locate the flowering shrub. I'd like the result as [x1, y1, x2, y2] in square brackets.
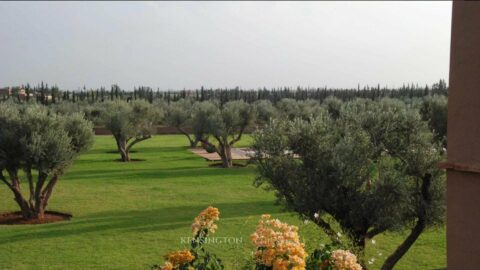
[152, 206, 223, 270]
[331, 250, 362, 270]
[156, 250, 195, 270]
[306, 245, 362, 270]
[250, 214, 308, 270]
[192, 206, 220, 239]
[152, 210, 362, 270]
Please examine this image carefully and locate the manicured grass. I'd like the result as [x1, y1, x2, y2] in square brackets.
[0, 135, 445, 269]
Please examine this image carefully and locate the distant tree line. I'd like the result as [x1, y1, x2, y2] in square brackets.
[2, 79, 448, 105]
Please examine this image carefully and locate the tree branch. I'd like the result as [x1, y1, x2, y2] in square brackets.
[229, 126, 246, 146]
[0, 170, 13, 190]
[366, 227, 387, 239]
[177, 127, 195, 145]
[126, 135, 151, 152]
[34, 173, 48, 205]
[25, 166, 35, 209]
[380, 173, 432, 270]
[41, 174, 59, 210]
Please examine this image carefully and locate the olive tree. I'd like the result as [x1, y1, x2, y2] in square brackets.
[102, 100, 160, 162]
[419, 95, 448, 147]
[165, 99, 204, 148]
[0, 103, 94, 219]
[276, 98, 302, 120]
[192, 100, 254, 168]
[276, 98, 323, 120]
[253, 100, 277, 126]
[253, 99, 445, 269]
[322, 95, 342, 119]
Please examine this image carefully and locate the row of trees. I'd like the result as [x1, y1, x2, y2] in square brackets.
[43, 95, 447, 167]
[3, 79, 448, 105]
[82, 99, 255, 167]
[1, 93, 446, 168]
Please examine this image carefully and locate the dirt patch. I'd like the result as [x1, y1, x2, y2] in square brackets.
[0, 211, 72, 225]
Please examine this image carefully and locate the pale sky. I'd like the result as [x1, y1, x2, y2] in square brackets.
[0, 1, 452, 90]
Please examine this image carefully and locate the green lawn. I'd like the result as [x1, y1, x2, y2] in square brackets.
[0, 135, 445, 270]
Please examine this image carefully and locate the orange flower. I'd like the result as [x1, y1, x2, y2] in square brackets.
[331, 249, 362, 270]
[158, 261, 173, 270]
[251, 214, 307, 270]
[191, 206, 220, 236]
[164, 250, 195, 266]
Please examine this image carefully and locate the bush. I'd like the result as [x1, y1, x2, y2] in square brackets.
[152, 206, 224, 270]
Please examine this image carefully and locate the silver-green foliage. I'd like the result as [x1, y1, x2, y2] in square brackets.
[253, 98, 445, 269]
[101, 100, 161, 161]
[0, 103, 94, 219]
[165, 99, 203, 147]
[192, 100, 254, 168]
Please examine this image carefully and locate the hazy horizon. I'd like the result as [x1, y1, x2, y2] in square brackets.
[0, 1, 452, 90]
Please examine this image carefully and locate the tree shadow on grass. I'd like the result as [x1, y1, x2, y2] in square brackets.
[0, 201, 283, 246]
[105, 150, 138, 154]
[62, 166, 254, 182]
[74, 147, 204, 164]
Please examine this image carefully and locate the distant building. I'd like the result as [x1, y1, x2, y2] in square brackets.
[18, 88, 35, 100]
[0, 87, 12, 99]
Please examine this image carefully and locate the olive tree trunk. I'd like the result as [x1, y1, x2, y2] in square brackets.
[352, 234, 368, 270]
[0, 170, 59, 220]
[218, 143, 233, 168]
[115, 136, 130, 162]
[380, 174, 432, 270]
[114, 135, 151, 162]
[177, 127, 200, 148]
[199, 138, 233, 168]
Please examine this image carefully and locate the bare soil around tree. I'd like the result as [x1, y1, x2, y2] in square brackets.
[0, 211, 72, 225]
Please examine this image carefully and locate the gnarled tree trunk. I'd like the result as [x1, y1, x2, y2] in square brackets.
[177, 127, 200, 148]
[1, 170, 59, 220]
[199, 138, 233, 168]
[115, 136, 130, 162]
[380, 173, 432, 270]
[114, 134, 152, 162]
[218, 143, 233, 168]
[353, 234, 368, 270]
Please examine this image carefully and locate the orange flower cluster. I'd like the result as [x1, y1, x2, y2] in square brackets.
[250, 214, 307, 270]
[158, 250, 195, 270]
[191, 206, 220, 236]
[331, 249, 362, 270]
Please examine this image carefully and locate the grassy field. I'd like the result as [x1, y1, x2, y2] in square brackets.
[0, 135, 445, 270]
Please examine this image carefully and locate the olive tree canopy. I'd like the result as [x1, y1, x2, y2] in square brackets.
[253, 98, 445, 269]
[192, 100, 254, 168]
[419, 95, 448, 147]
[0, 103, 94, 219]
[102, 100, 161, 162]
[165, 99, 204, 148]
[253, 100, 277, 126]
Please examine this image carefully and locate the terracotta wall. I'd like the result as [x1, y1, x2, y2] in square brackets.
[447, 2, 480, 269]
[93, 126, 190, 135]
[93, 126, 256, 135]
